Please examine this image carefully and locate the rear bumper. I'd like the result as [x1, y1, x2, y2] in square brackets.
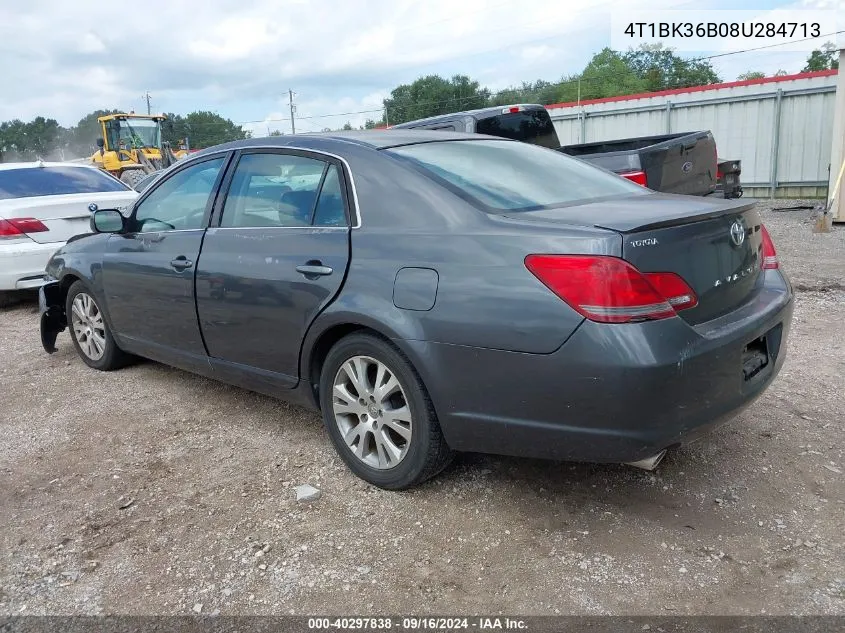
[0, 240, 64, 291]
[407, 270, 793, 464]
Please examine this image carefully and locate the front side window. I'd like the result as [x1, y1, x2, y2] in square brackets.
[387, 139, 647, 212]
[133, 157, 225, 232]
[0, 167, 130, 200]
[221, 153, 347, 228]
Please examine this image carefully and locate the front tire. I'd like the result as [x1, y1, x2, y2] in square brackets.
[120, 169, 146, 189]
[66, 281, 130, 371]
[319, 333, 454, 490]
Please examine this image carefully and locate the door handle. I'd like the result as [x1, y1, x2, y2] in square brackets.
[296, 262, 333, 277]
[170, 257, 193, 271]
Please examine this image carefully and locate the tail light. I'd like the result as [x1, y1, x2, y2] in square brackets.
[0, 217, 49, 239]
[502, 106, 525, 114]
[760, 224, 778, 269]
[620, 170, 648, 187]
[524, 255, 697, 324]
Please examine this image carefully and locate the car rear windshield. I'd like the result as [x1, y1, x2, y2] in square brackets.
[475, 110, 559, 149]
[387, 140, 647, 212]
[0, 166, 130, 200]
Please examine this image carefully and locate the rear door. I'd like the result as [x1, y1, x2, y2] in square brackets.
[195, 149, 352, 385]
[0, 166, 137, 243]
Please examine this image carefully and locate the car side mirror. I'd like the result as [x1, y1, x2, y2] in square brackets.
[91, 209, 125, 233]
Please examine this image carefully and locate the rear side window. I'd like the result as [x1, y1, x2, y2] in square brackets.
[221, 153, 348, 228]
[387, 140, 646, 212]
[475, 110, 559, 149]
[312, 166, 347, 227]
[0, 167, 130, 200]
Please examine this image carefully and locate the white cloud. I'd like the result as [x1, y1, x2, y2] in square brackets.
[0, 0, 820, 131]
[521, 45, 555, 62]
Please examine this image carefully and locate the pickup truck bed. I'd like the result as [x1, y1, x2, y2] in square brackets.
[559, 131, 718, 197]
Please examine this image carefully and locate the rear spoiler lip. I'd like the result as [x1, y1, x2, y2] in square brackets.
[593, 197, 758, 234]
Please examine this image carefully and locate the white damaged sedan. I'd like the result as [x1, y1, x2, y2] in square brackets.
[0, 161, 138, 306]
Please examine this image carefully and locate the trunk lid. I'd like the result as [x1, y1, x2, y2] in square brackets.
[0, 191, 137, 243]
[502, 193, 763, 324]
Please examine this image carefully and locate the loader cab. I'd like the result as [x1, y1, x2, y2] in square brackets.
[100, 115, 164, 154]
[90, 114, 169, 186]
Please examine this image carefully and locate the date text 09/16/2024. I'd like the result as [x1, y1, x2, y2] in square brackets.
[307, 617, 528, 630]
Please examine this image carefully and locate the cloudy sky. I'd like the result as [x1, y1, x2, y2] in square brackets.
[1, 0, 841, 133]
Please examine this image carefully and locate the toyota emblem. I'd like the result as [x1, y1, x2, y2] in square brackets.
[729, 220, 746, 246]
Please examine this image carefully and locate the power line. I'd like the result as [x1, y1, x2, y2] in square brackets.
[144, 29, 845, 132]
[276, 29, 845, 125]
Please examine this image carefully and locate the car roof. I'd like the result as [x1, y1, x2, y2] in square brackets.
[391, 104, 547, 129]
[194, 129, 500, 157]
[0, 160, 97, 172]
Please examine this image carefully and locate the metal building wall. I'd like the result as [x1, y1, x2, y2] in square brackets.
[546, 71, 839, 198]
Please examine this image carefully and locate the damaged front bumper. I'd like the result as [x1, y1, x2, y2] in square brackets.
[39, 280, 66, 354]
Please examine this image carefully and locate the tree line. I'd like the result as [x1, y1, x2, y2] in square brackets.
[1, 43, 838, 161]
[0, 110, 249, 162]
[373, 43, 840, 126]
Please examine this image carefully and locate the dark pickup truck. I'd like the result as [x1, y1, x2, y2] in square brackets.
[392, 104, 729, 197]
[559, 131, 717, 197]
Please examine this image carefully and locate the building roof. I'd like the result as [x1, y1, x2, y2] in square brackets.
[545, 69, 839, 110]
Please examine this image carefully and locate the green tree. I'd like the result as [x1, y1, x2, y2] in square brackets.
[180, 111, 249, 148]
[0, 116, 62, 161]
[383, 74, 490, 124]
[362, 119, 378, 130]
[579, 48, 646, 99]
[160, 112, 189, 147]
[624, 44, 720, 91]
[67, 109, 121, 156]
[737, 71, 766, 81]
[802, 42, 840, 72]
[342, 122, 353, 131]
[489, 79, 573, 106]
[268, 129, 283, 136]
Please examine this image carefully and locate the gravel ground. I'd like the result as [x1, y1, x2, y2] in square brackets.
[1, 202, 843, 616]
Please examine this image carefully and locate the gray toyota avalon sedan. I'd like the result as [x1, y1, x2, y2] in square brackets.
[38, 130, 792, 489]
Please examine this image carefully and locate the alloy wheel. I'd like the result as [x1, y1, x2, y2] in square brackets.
[70, 293, 106, 361]
[331, 355, 413, 469]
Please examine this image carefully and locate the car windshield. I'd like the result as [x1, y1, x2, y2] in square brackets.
[0, 166, 131, 200]
[115, 119, 161, 149]
[387, 139, 647, 212]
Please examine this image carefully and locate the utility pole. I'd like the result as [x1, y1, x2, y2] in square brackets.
[144, 92, 152, 115]
[288, 89, 296, 135]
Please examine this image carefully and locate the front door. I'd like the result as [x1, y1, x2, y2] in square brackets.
[102, 155, 229, 366]
[195, 150, 351, 385]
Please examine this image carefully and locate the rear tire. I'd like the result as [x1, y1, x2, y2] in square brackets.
[319, 333, 454, 490]
[120, 169, 146, 189]
[66, 281, 130, 371]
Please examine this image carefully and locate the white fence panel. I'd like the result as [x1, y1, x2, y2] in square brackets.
[546, 71, 838, 196]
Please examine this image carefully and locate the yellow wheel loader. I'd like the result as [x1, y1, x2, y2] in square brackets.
[90, 113, 183, 188]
